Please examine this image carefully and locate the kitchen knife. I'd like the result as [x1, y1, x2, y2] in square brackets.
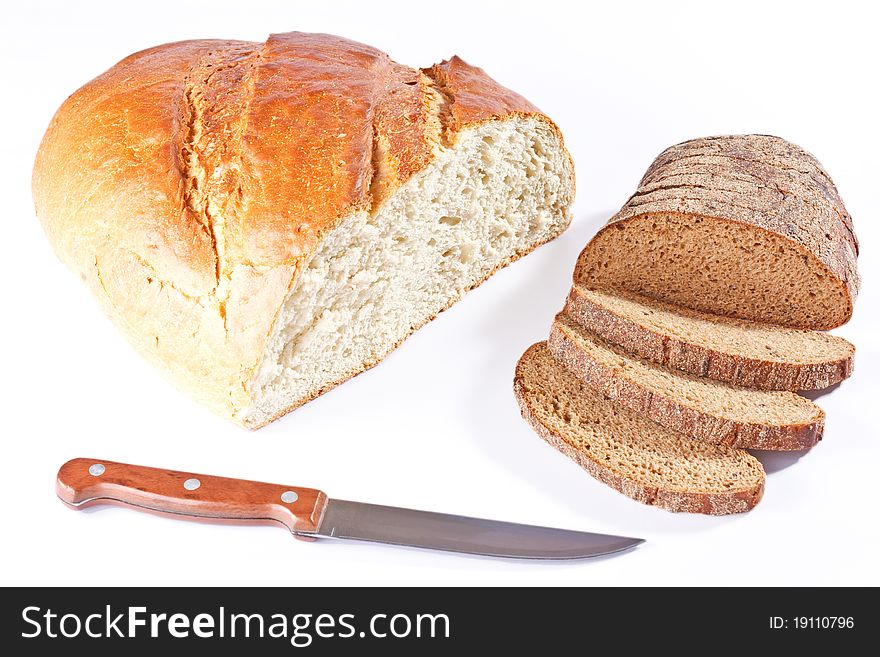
[56, 458, 644, 560]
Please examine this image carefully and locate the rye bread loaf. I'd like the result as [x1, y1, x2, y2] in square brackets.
[549, 314, 824, 450]
[514, 343, 765, 514]
[33, 32, 575, 428]
[574, 135, 859, 329]
[565, 286, 855, 391]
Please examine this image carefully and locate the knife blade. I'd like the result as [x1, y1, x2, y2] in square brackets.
[56, 458, 643, 560]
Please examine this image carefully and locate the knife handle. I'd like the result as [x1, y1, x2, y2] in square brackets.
[56, 458, 328, 537]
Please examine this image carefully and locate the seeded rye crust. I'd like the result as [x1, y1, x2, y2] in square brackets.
[514, 343, 765, 514]
[574, 135, 860, 329]
[565, 286, 855, 391]
[549, 314, 824, 450]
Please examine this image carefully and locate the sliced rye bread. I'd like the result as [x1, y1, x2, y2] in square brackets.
[564, 285, 855, 391]
[514, 343, 765, 514]
[548, 313, 824, 450]
[573, 135, 859, 330]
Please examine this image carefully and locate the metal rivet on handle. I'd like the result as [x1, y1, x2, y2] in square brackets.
[183, 478, 201, 491]
[88, 463, 105, 477]
[281, 491, 299, 504]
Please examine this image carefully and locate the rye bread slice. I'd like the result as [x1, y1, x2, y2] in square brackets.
[565, 286, 854, 391]
[574, 135, 859, 330]
[548, 314, 824, 450]
[514, 343, 765, 514]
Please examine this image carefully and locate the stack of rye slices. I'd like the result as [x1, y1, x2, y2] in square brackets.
[515, 135, 859, 515]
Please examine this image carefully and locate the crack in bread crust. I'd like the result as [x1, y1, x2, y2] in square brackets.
[177, 44, 261, 288]
[420, 64, 456, 146]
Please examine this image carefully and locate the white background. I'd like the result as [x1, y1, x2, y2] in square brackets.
[2, 0, 878, 586]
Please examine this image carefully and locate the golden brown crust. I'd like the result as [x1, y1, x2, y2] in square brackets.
[573, 135, 859, 329]
[423, 56, 539, 131]
[238, 33, 429, 265]
[547, 317, 824, 450]
[33, 32, 569, 423]
[513, 344, 765, 515]
[34, 39, 231, 296]
[564, 286, 855, 391]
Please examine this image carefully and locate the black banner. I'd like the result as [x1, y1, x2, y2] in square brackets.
[1, 587, 871, 653]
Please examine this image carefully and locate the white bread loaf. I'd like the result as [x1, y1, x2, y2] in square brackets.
[33, 32, 575, 428]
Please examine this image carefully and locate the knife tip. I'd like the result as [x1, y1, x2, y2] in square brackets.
[601, 535, 645, 556]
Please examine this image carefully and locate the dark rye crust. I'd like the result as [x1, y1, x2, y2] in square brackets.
[514, 343, 765, 515]
[574, 135, 860, 329]
[548, 317, 824, 451]
[565, 286, 854, 391]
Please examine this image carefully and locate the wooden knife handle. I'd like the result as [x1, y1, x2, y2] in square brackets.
[56, 458, 328, 536]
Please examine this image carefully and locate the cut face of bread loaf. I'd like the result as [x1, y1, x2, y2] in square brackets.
[249, 118, 571, 426]
[549, 314, 824, 450]
[565, 286, 855, 391]
[574, 135, 859, 329]
[514, 343, 765, 514]
[32, 33, 574, 428]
